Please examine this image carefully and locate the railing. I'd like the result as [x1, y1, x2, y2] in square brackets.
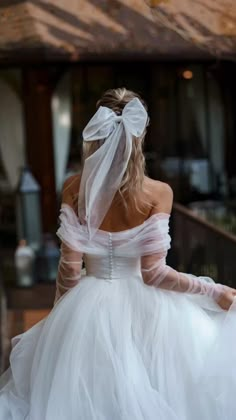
[169, 203, 236, 287]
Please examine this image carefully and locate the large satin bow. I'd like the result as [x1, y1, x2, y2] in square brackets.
[78, 98, 148, 239]
[82, 97, 148, 142]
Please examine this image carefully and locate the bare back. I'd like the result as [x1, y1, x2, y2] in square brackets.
[62, 174, 173, 233]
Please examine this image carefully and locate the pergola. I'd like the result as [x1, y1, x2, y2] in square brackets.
[0, 0, 236, 232]
[0, 0, 235, 63]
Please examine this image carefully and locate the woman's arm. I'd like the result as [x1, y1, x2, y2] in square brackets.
[142, 181, 236, 310]
[54, 176, 83, 305]
[141, 252, 236, 309]
[141, 252, 224, 299]
[54, 242, 83, 305]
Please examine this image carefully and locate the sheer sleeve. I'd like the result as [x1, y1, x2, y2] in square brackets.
[140, 184, 228, 301]
[53, 176, 83, 306]
[53, 242, 83, 305]
[141, 251, 226, 301]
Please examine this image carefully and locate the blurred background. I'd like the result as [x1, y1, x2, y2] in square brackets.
[1, 0, 236, 371]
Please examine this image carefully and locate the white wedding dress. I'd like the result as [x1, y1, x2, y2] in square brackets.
[0, 203, 236, 420]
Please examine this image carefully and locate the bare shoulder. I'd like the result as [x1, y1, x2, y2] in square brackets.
[62, 174, 81, 193]
[62, 174, 81, 204]
[144, 177, 173, 215]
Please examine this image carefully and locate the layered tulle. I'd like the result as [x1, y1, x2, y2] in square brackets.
[1, 204, 236, 419]
[0, 269, 236, 420]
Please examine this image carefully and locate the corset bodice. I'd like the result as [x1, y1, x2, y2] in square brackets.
[84, 254, 141, 281]
[57, 204, 171, 262]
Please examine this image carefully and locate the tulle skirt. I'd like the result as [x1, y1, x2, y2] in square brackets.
[0, 273, 236, 420]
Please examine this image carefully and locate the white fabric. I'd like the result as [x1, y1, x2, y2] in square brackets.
[1, 204, 236, 419]
[51, 72, 72, 193]
[78, 98, 148, 238]
[53, 241, 83, 305]
[141, 254, 225, 300]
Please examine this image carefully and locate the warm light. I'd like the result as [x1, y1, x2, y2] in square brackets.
[182, 70, 193, 80]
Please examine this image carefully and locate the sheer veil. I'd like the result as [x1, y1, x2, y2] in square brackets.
[78, 97, 148, 239]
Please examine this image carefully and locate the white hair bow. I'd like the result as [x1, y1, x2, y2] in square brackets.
[78, 98, 148, 238]
[83, 97, 148, 141]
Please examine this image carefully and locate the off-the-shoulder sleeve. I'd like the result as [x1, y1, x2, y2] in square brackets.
[56, 204, 107, 255]
[141, 215, 227, 302]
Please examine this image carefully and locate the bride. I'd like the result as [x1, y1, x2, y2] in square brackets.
[1, 87, 236, 420]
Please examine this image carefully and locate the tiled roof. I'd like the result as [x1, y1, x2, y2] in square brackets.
[0, 0, 235, 63]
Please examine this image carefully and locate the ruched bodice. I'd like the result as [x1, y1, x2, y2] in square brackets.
[56, 203, 171, 284]
[56, 203, 171, 258]
[53, 204, 171, 305]
[84, 254, 141, 281]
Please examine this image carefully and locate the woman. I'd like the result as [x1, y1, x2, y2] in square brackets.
[1, 87, 236, 419]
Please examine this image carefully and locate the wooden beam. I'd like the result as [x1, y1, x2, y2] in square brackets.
[23, 68, 57, 232]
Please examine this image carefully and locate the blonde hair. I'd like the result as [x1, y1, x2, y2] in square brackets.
[82, 88, 149, 212]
